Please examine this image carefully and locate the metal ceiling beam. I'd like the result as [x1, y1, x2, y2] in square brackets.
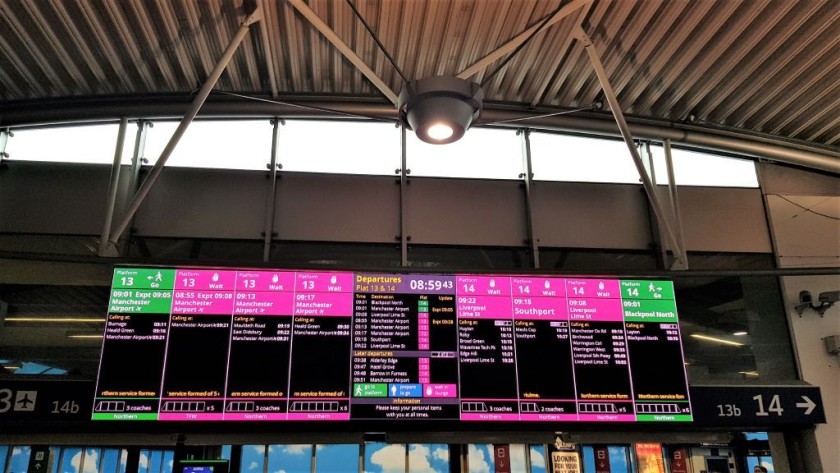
[575, 25, 685, 268]
[263, 118, 281, 262]
[286, 0, 399, 104]
[663, 139, 688, 270]
[456, 0, 592, 81]
[258, 0, 280, 97]
[106, 7, 264, 249]
[98, 117, 128, 257]
[529, 1, 592, 108]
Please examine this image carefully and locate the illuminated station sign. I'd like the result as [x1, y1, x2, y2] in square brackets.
[93, 267, 692, 423]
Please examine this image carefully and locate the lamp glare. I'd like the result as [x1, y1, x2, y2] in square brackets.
[398, 76, 484, 145]
[427, 123, 454, 141]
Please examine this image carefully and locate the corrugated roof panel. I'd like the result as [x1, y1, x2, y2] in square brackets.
[741, 28, 839, 129]
[699, 1, 823, 125]
[0, 0, 836, 148]
[493, 3, 577, 103]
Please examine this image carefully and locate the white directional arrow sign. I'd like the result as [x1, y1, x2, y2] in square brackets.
[691, 386, 825, 426]
[796, 396, 816, 415]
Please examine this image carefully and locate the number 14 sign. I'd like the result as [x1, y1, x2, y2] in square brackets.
[690, 385, 825, 427]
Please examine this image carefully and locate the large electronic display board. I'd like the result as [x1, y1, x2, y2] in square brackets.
[93, 267, 692, 423]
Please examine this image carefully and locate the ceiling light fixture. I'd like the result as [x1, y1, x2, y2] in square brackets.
[398, 76, 484, 145]
[733, 331, 748, 336]
[690, 334, 745, 347]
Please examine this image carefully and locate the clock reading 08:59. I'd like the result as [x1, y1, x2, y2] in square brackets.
[409, 279, 454, 291]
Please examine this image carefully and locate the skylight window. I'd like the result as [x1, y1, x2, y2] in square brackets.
[4, 123, 132, 164]
[648, 145, 759, 187]
[143, 120, 272, 170]
[278, 120, 399, 175]
[529, 132, 642, 183]
[407, 127, 522, 179]
[529, 131, 758, 187]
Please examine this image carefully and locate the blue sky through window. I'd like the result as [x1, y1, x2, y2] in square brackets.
[240, 446, 265, 473]
[529, 445, 547, 472]
[314, 445, 358, 473]
[362, 443, 449, 473]
[267, 445, 311, 473]
[467, 444, 494, 473]
[9, 447, 31, 473]
[364, 443, 403, 473]
[59, 448, 81, 473]
[582, 446, 630, 473]
[408, 444, 448, 473]
[101, 449, 123, 473]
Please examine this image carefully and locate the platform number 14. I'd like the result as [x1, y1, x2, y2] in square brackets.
[753, 394, 783, 416]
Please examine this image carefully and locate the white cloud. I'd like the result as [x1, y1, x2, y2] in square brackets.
[249, 446, 265, 455]
[68, 451, 82, 473]
[273, 470, 286, 473]
[407, 445, 437, 473]
[432, 447, 449, 462]
[138, 453, 149, 470]
[80, 449, 99, 473]
[529, 448, 546, 471]
[278, 445, 309, 456]
[508, 446, 527, 471]
[467, 445, 490, 473]
[370, 444, 405, 473]
[248, 461, 259, 471]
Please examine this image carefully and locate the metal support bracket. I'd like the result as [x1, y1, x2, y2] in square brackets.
[263, 119, 281, 262]
[574, 25, 687, 269]
[107, 7, 264, 248]
[97, 116, 129, 257]
[663, 139, 689, 269]
[0, 128, 11, 160]
[519, 129, 541, 269]
[287, 0, 399, 104]
[399, 125, 409, 267]
[458, 0, 593, 80]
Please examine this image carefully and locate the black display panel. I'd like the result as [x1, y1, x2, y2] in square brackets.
[93, 268, 692, 423]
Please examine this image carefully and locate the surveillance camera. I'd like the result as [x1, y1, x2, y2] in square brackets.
[795, 290, 838, 316]
[794, 303, 811, 316]
[818, 290, 840, 304]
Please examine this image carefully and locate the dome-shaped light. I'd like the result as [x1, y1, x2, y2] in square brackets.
[427, 123, 454, 141]
[398, 76, 484, 145]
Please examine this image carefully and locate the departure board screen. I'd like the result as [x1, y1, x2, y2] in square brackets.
[93, 267, 692, 423]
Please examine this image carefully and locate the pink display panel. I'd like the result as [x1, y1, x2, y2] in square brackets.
[235, 270, 295, 292]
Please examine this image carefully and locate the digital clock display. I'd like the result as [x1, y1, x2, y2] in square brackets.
[408, 279, 455, 291]
[92, 267, 692, 423]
